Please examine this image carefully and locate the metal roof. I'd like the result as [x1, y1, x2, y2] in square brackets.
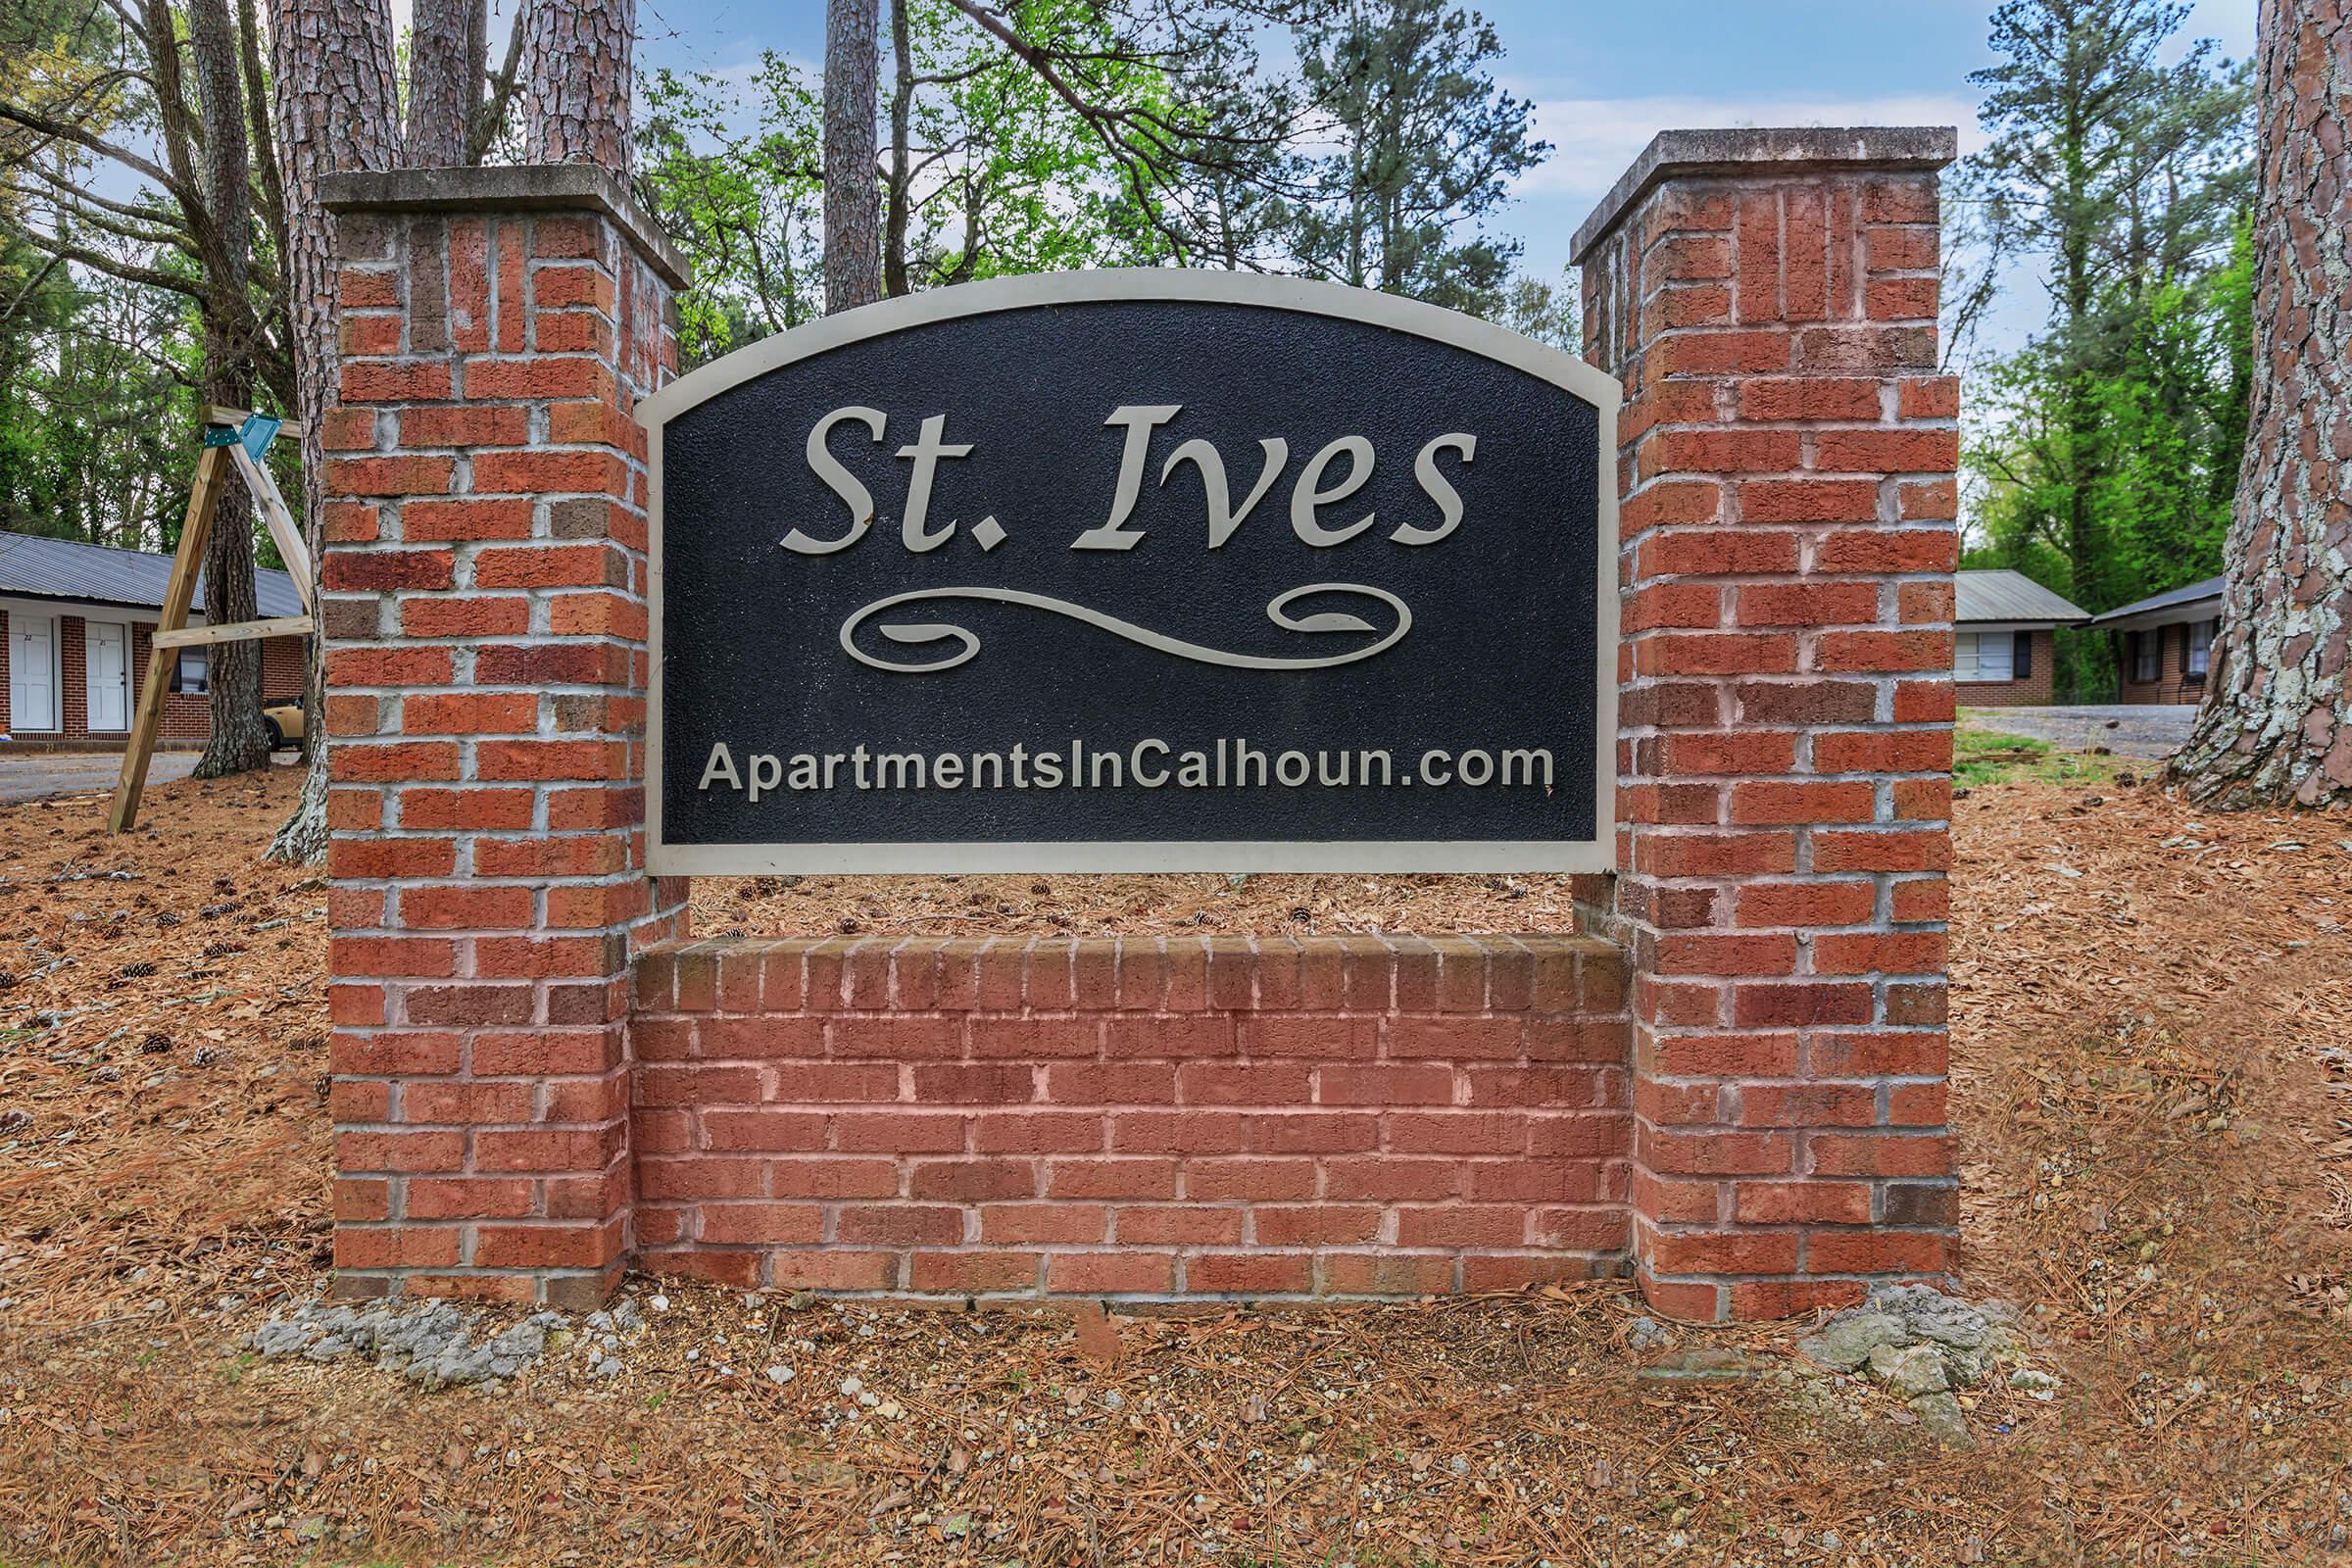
[0, 529, 305, 619]
[2088, 575, 2227, 626]
[1954, 569, 2091, 625]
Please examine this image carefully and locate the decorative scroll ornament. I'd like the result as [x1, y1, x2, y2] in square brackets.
[838, 583, 1411, 675]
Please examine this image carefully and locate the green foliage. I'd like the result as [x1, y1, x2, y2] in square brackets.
[637, 55, 827, 366]
[640, 1, 1195, 366]
[1278, 0, 1548, 316]
[0, 229, 187, 550]
[1491, 263, 1579, 353]
[1959, 0, 2252, 700]
[892, 0, 1177, 286]
[641, 0, 1568, 355]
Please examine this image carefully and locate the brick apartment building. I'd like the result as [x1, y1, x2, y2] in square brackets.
[1952, 569, 2088, 707]
[0, 529, 308, 751]
[2090, 577, 2226, 706]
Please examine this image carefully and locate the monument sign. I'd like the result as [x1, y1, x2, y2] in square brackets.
[641, 272, 1619, 872]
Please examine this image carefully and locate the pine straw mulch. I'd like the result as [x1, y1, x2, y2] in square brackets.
[0, 763, 2345, 1565]
[688, 865, 1587, 938]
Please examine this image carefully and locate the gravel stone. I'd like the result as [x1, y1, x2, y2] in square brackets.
[1868, 1344, 1949, 1396]
[246, 1301, 569, 1389]
[1794, 1310, 1906, 1372]
[1791, 1285, 2049, 1448]
[1908, 1392, 1976, 1447]
[2009, 1368, 2061, 1399]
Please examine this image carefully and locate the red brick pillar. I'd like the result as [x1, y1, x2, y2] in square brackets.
[318, 167, 690, 1307]
[1573, 128, 1961, 1322]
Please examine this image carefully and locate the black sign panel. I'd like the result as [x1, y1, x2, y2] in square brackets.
[645, 274, 1617, 872]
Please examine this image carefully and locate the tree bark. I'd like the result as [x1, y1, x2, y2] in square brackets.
[408, 0, 487, 165]
[883, 0, 911, 299]
[265, 0, 404, 862]
[187, 0, 274, 778]
[823, 0, 882, 311]
[2168, 0, 2352, 808]
[521, 0, 633, 171]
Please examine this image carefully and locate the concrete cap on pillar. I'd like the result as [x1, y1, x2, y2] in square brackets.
[319, 163, 693, 290]
[1570, 125, 1959, 265]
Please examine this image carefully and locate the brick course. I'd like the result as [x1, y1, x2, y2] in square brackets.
[630, 935, 1632, 1298]
[1577, 129, 1960, 1321]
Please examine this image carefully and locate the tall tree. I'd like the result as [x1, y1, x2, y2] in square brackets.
[181, 0, 275, 776]
[522, 0, 633, 167]
[824, 0, 883, 311]
[1278, 0, 1546, 313]
[2168, 0, 2352, 808]
[0, 243, 182, 546]
[0, 4, 294, 414]
[637, 55, 825, 365]
[1960, 0, 2251, 696]
[3, 0, 299, 773]
[932, 0, 1303, 269]
[409, 0, 489, 165]
[263, 0, 404, 861]
[881, 0, 1179, 293]
[268, 0, 628, 860]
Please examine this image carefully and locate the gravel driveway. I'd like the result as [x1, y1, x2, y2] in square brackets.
[0, 751, 199, 803]
[1962, 704, 2199, 760]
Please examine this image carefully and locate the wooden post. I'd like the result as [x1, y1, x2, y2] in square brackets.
[109, 444, 228, 833]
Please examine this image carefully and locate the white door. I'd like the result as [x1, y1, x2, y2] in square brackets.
[8, 612, 58, 731]
[85, 621, 128, 731]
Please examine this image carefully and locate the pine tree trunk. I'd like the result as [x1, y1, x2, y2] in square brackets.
[2168, 0, 2352, 808]
[823, 0, 881, 311]
[265, 0, 404, 863]
[520, 0, 633, 170]
[188, 0, 274, 778]
[883, 0, 911, 298]
[408, 0, 486, 165]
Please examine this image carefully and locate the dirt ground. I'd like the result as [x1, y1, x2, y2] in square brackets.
[0, 762, 2347, 1566]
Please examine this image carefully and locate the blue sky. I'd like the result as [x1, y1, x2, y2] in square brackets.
[617, 0, 2255, 318]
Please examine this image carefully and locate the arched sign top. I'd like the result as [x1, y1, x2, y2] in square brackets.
[637, 268, 1623, 431]
[642, 269, 1619, 875]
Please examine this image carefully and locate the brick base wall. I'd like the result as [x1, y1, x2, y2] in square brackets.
[628, 936, 1632, 1299]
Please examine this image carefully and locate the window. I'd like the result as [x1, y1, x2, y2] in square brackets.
[1955, 630, 2014, 683]
[170, 647, 210, 695]
[2185, 619, 2215, 677]
[2131, 631, 2160, 683]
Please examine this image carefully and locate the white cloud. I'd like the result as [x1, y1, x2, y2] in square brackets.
[1509, 92, 1988, 204]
